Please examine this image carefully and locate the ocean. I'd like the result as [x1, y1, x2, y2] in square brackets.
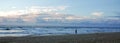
[0, 27, 120, 37]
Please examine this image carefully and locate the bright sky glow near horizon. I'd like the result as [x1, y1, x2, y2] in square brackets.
[0, 0, 120, 16]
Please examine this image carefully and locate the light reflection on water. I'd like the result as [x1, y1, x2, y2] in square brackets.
[0, 27, 120, 36]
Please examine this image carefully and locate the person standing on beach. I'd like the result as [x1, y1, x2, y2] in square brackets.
[75, 29, 77, 34]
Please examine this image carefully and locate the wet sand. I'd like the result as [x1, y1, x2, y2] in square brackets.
[0, 32, 120, 43]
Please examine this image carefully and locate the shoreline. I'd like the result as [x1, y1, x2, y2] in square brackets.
[0, 32, 119, 37]
[0, 32, 120, 43]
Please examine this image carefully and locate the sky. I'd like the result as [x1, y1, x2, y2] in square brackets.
[0, 0, 119, 26]
[0, 0, 120, 16]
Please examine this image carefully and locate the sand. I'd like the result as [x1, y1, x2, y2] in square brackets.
[0, 32, 120, 43]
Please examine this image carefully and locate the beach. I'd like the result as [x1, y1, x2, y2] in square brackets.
[0, 32, 120, 43]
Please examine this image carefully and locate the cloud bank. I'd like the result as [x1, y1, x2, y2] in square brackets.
[0, 6, 67, 16]
[0, 6, 120, 27]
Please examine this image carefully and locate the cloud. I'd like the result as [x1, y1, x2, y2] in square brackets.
[11, 6, 17, 9]
[115, 12, 120, 15]
[92, 12, 103, 17]
[0, 6, 68, 16]
[0, 10, 27, 17]
[27, 6, 68, 14]
[0, 7, 120, 26]
[112, 12, 120, 18]
[0, 6, 69, 23]
[65, 16, 86, 20]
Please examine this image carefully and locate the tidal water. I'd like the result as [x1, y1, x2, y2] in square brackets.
[0, 27, 120, 37]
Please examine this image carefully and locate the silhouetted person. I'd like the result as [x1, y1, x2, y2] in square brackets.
[75, 29, 77, 34]
[6, 28, 10, 30]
